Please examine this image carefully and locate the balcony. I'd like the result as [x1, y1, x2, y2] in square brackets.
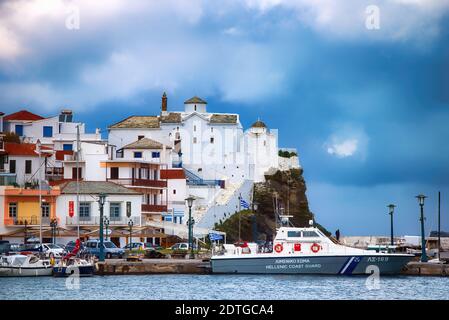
[141, 204, 168, 213]
[66, 215, 140, 226]
[45, 167, 64, 181]
[108, 178, 167, 188]
[0, 172, 17, 186]
[4, 216, 55, 226]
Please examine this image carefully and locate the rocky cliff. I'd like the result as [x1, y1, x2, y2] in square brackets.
[214, 168, 330, 243]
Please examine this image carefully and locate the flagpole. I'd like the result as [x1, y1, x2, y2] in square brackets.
[238, 193, 241, 242]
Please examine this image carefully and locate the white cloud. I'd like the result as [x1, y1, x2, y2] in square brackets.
[327, 139, 358, 158]
[243, 0, 449, 41]
[325, 124, 369, 159]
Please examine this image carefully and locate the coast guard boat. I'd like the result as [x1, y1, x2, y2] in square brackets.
[211, 217, 413, 275]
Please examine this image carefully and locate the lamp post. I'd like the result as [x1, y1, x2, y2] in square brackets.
[104, 217, 110, 242]
[128, 219, 134, 245]
[387, 204, 396, 247]
[98, 193, 107, 262]
[185, 196, 195, 259]
[416, 194, 428, 263]
[24, 219, 28, 245]
[50, 218, 58, 245]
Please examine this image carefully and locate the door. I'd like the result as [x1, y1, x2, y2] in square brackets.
[110, 167, 119, 179]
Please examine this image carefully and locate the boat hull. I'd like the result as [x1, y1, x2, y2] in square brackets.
[52, 265, 95, 277]
[0, 266, 53, 277]
[211, 254, 413, 275]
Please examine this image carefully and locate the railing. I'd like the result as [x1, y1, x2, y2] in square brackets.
[66, 216, 140, 226]
[4, 216, 53, 226]
[0, 172, 17, 186]
[107, 178, 167, 188]
[141, 204, 168, 213]
[184, 168, 224, 187]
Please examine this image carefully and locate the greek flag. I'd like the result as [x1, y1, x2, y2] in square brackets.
[240, 198, 250, 209]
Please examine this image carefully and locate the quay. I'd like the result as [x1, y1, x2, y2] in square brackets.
[95, 259, 211, 275]
[402, 262, 449, 277]
[95, 259, 449, 276]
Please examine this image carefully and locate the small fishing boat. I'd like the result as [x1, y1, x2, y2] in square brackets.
[52, 257, 95, 277]
[0, 254, 53, 277]
[52, 238, 95, 277]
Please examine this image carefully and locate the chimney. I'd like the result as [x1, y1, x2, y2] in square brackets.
[161, 92, 167, 114]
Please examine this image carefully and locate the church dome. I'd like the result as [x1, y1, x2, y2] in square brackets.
[184, 96, 207, 104]
[251, 119, 267, 128]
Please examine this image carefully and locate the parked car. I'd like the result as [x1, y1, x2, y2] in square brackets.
[40, 243, 65, 258]
[64, 240, 86, 253]
[170, 242, 197, 251]
[123, 242, 162, 251]
[122, 242, 165, 259]
[85, 240, 125, 259]
[0, 240, 10, 254]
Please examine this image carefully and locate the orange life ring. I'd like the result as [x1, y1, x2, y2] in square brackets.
[310, 243, 321, 253]
[274, 243, 283, 253]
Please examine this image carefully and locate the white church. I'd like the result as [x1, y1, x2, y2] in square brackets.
[108, 93, 299, 229]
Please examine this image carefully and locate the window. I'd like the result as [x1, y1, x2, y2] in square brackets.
[210, 137, 214, 144]
[25, 160, 32, 174]
[194, 105, 197, 111]
[9, 203, 17, 218]
[110, 167, 119, 179]
[287, 231, 302, 238]
[9, 160, 16, 174]
[194, 125, 196, 132]
[193, 137, 197, 144]
[79, 202, 90, 219]
[134, 152, 143, 158]
[110, 202, 121, 220]
[302, 231, 319, 238]
[173, 189, 177, 194]
[42, 203, 50, 218]
[43, 126, 53, 137]
[211, 127, 214, 132]
[138, 135, 144, 140]
[15, 125, 23, 136]
[72, 167, 82, 179]
[151, 152, 160, 158]
[63, 144, 73, 151]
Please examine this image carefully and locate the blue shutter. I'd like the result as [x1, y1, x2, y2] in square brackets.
[63, 144, 73, 151]
[15, 125, 23, 136]
[43, 126, 53, 137]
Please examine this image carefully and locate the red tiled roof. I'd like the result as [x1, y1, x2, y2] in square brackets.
[160, 169, 186, 179]
[55, 150, 73, 161]
[5, 142, 52, 157]
[4, 110, 44, 121]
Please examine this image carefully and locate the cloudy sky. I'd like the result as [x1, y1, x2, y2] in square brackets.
[1, 0, 449, 235]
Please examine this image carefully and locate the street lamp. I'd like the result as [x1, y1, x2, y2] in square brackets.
[416, 194, 428, 262]
[104, 217, 110, 241]
[50, 218, 58, 245]
[128, 219, 134, 245]
[98, 193, 107, 262]
[387, 204, 396, 247]
[185, 196, 195, 259]
[40, 198, 47, 244]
